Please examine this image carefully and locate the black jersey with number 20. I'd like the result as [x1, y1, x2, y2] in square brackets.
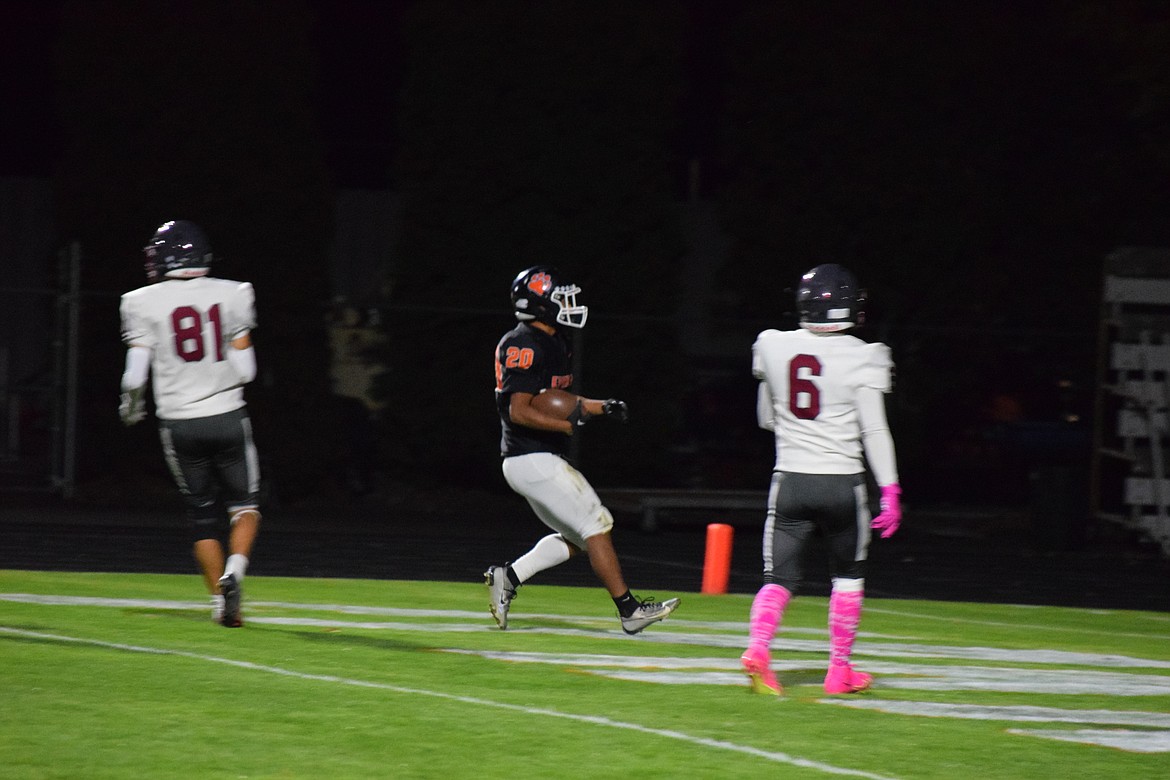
[495, 322, 574, 457]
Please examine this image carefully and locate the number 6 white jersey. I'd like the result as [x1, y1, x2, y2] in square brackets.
[752, 328, 893, 476]
[120, 277, 256, 420]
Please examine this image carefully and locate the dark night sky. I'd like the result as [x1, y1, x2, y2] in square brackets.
[4, 1, 1170, 500]
[4, 1, 755, 194]
[5, 3, 1165, 208]
[1, 3, 61, 178]
[0, 0, 706, 189]
[0, 1, 406, 186]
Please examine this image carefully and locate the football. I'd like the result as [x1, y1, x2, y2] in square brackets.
[531, 388, 581, 419]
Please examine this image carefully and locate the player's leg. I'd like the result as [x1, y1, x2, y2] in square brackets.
[213, 409, 262, 628]
[499, 453, 678, 633]
[487, 454, 576, 628]
[514, 457, 627, 596]
[193, 537, 225, 595]
[485, 529, 575, 627]
[510, 532, 575, 584]
[225, 508, 261, 573]
[582, 531, 625, 597]
[160, 420, 225, 621]
[822, 474, 873, 693]
[550, 464, 679, 634]
[742, 472, 803, 694]
[497, 454, 577, 582]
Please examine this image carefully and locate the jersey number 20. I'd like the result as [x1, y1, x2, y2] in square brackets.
[789, 354, 821, 419]
[171, 304, 224, 362]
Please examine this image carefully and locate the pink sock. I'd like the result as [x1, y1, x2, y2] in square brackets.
[828, 585, 863, 668]
[747, 584, 791, 652]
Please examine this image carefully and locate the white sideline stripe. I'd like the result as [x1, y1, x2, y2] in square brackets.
[444, 648, 1170, 678]
[826, 701, 1170, 754]
[0, 627, 899, 780]
[865, 606, 1170, 639]
[445, 649, 1170, 696]
[1007, 729, 1170, 753]
[589, 668, 1170, 696]
[5, 593, 1169, 669]
[589, 667, 1170, 696]
[0, 593, 836, 634]
[820, 699, 1170, 728]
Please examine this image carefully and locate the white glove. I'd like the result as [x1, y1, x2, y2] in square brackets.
[119, 390, 146, 426]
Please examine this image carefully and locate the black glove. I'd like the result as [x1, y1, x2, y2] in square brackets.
[601, 398, 629, 423]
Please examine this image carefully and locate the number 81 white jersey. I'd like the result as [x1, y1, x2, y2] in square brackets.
[752, 328, 892, 475]
[120, 277, 256, 420]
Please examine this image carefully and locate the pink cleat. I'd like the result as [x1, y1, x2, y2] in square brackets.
[824, 664, 872, 694]
[740, 647, 783, 696]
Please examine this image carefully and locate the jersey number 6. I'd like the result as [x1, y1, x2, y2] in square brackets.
[788, 354, 821, 420]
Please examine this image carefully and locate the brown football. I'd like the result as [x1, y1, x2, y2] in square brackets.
[531, 388, 580, 419]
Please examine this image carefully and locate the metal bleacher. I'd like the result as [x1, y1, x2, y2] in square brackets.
[598, 488, 768, 532]
[1091, 247, 1170, 555]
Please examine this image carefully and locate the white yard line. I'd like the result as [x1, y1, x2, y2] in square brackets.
[865, 605, 1170, 639]
[6, 591, 1170, 755]
[4, 593, 1169, 667]
[0, 625, 900, 780]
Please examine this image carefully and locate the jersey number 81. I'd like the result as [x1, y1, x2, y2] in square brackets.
[171, 304, 225, 363]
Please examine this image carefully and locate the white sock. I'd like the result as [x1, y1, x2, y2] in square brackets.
[511, 534, 572, 584]
[224, 554, 249, 582]
[211, 594, 225, 620]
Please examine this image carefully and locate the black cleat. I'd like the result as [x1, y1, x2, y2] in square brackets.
[218, 573, 243, 628]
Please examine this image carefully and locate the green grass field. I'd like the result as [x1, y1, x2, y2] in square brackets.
[2, 569, 1168, 779]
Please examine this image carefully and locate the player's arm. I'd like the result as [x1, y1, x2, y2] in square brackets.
[510, 393, 627, 435]
[509, 392, 575, 435]
[857, 386, 897, 485]
[751, 334, 774, 431]
[119, 345, 152, 425]
[224, 283, 258, 384]
[756, 382, 775, 431]
[858, 386, 901, 537]
[226, 331, 256, 384]
[578, 396, 628, 420]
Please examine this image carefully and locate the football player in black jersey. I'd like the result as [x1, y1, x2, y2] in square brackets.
[485, 266, 680, 634]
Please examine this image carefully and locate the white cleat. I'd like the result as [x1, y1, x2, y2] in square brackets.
[620, 596, 680, 635]
[484, 565, 515, 630]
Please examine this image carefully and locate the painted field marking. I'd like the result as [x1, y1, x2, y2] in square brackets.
[824, 700, 1170, 754]
[0, 626, 899, 780]
[4, 594, 1169, 668]
[866, 605, 1170, 639]
[445, 649, 1170, 753]
[5, 592, 1170, 754]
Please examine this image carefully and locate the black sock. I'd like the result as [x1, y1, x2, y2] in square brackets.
[613, 590, 638, 617]
[506, 566, 521, 589]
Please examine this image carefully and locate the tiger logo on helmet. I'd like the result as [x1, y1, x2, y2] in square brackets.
[510, 265, 588, 329]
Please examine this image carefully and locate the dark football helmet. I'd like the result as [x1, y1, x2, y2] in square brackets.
[796, 263, 866, 332]
[143, 220, 213, 282]
[510, 265, 589, 328]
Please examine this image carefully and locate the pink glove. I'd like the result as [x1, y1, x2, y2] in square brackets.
[871, 484, 902, 538]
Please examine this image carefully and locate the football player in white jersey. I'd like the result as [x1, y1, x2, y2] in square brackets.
[740, 263, 902, 696]
[119, 220, 261, 627]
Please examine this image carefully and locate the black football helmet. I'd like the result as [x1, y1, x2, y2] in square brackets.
[510, 265, 589, 328]
[796, 263, 866, 332]
[143, 220, 213, 282]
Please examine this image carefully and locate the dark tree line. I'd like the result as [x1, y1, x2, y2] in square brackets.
[379, 1, 688, 487]
[45, 1, 1170, 503]
[52, 0, 336, 500]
